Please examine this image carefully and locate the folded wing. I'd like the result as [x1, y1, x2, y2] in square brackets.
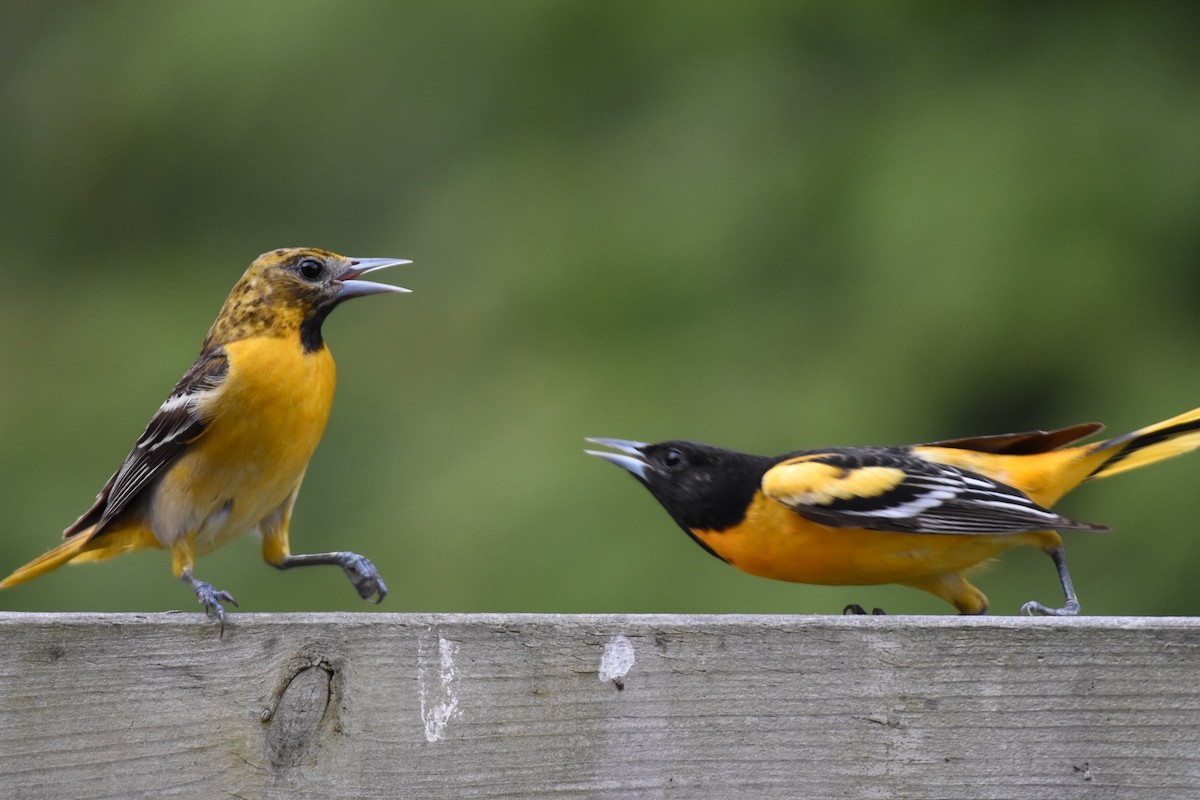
[761, 448, 1107, 534]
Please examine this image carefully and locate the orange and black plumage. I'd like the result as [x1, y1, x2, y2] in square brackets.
[589, 407, 1200, 614]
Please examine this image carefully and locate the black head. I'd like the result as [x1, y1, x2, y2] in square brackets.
[585, 438, 773, 532]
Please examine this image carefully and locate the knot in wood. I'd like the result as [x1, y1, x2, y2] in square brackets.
[265, 663, 333, 768]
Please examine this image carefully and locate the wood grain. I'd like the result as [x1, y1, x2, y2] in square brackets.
[1, 613, 1198, 799]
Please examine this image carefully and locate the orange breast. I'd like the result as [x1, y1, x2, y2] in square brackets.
[691, 492, 1053, 586]
[150, 336, 336, 554]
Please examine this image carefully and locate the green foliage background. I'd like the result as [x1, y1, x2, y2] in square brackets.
[3, 2, 1200, 617]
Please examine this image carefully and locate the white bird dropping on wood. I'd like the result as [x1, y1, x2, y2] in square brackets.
[599, 635, 635, 688]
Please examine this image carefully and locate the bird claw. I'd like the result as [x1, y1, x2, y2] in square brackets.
[1020, 599, 1080, 617]
[843, 604, 886, 616]
[192, 580, 238, 635]
[339, 553, 388, 603]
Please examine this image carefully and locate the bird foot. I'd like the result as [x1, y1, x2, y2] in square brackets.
[339, 553, 388, 603]
[843, 604, 886, 616]
[1020, 599, 1080, 617]
[192, 580, 238, 635]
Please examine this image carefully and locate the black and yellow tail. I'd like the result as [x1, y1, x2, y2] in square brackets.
[1088, 406, 1200, 481]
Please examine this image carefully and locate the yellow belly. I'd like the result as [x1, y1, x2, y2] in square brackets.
[149, 336, 336, 554]
[691, 492, 1055, 587]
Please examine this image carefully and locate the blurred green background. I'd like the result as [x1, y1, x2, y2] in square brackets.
[3, 2, 1200, 618]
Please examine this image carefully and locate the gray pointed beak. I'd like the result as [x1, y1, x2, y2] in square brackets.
[337, 257, 413, 299]
[585, 437, 652, 480]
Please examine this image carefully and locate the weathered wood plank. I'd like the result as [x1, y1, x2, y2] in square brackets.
[1, 613, 1198, 799]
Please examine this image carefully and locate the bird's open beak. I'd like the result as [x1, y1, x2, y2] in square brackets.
[337, 257, 413, 299]
[585, 437, 652, 480]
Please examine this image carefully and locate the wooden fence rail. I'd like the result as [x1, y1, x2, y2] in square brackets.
[1, 613, 1198, 799]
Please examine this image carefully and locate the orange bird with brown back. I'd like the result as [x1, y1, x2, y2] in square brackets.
[1, 247, 410, 631]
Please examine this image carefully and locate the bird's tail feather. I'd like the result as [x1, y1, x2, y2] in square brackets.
[1087, 406, 1200, 481]
[2, 524, 158, 590]
[0, 529, 99, 589]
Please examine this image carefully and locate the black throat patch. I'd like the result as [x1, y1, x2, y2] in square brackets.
[298, 301, 336, 353]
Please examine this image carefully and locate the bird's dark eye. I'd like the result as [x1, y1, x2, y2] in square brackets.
[662, 448, 686, 469]
[298, 258, 324, 280]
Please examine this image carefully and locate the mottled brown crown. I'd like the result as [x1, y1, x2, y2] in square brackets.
[202, 248, 353, 351]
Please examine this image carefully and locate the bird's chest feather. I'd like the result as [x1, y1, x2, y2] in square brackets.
[690, 492, 1036, 586]
[153, 337, 336, 550]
